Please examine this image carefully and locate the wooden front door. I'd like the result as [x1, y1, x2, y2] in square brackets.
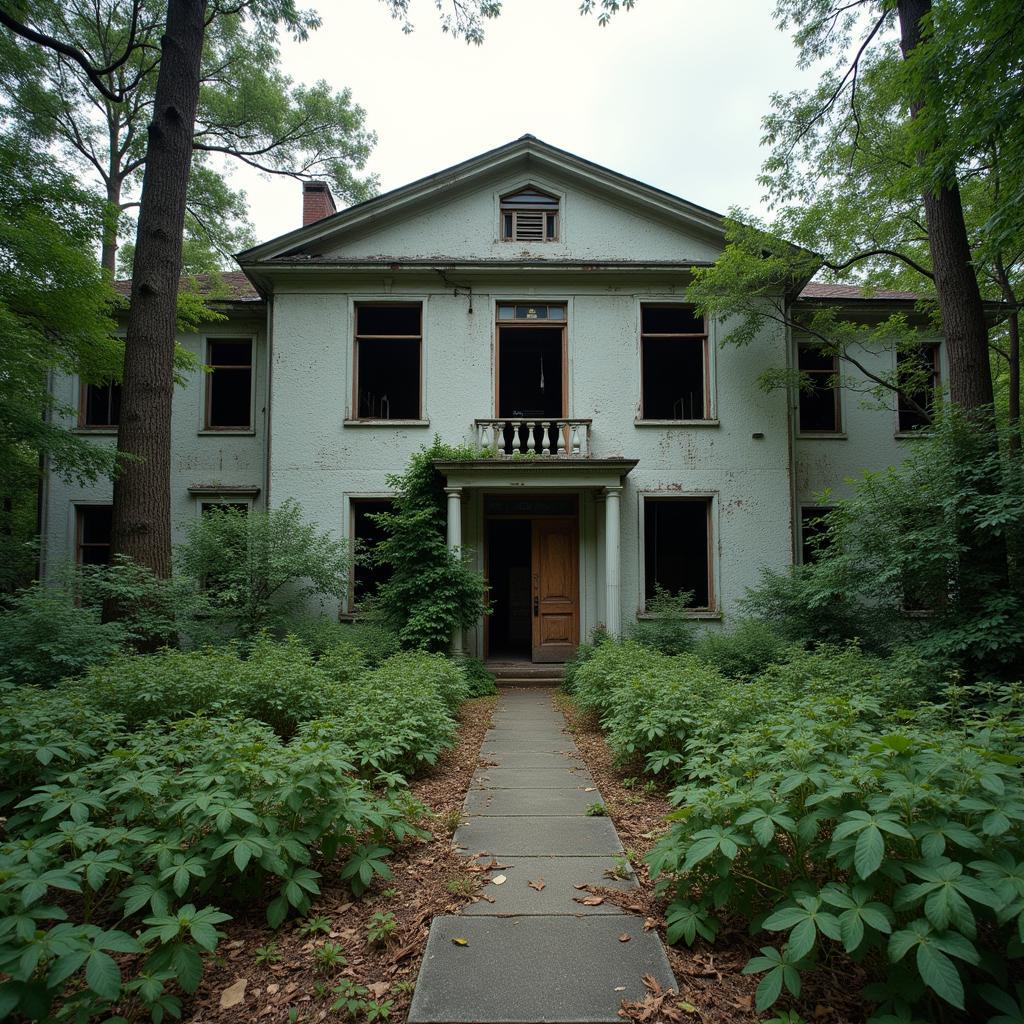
[531, 518, 579, 663]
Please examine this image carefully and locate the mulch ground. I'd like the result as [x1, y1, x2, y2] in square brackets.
[555, 693, 868, 1024]
[180, 695, 497, 1024]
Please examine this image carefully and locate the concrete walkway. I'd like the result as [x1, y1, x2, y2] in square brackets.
[408, 689, 677, 1023]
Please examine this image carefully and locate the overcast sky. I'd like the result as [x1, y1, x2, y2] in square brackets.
[232, 0, 812, 245]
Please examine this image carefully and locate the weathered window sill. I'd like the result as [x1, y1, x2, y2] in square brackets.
[343, 419, 431, 428]
[634, 419, 719, 428]
[71, 427, 118, 436]
[197, 429, 256, 437]
[637, 609, 722, 621]
[895, 431, 933, 440]
[797, 432, 848, 440]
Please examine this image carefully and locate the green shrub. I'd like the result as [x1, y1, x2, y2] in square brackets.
[458, 656, 498, 697]
[562, 626, 611, 694]
[692, 619, 795, 680]
[176, 499, 349, 636]
[293, 618, 401, 667]
[626, 586, 695, 656]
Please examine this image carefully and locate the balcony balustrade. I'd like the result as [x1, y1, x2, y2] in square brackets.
[475, 418, 592, 458]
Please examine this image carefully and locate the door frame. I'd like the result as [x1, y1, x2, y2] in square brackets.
[531, 516, 580, 663]
[483, 493, 578, 661]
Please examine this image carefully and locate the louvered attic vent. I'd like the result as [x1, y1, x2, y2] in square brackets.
[500, 186, 559, 242]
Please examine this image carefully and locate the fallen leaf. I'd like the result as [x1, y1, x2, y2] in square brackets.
[476, 893, 496, 904]
[583, 787, 597, 792]
[491, 874, 507, 885]
[368, 982, 390, 999]
[266, 984, 279, 995]
[528, 878, 546, 891]
[618, 933, 631, 943]
[451, 937, 469, 946]
[573, 883, 591, 890]
[643, 917, 659, 931]
[573, 895, 605, 906]
[677, 1000, 698, 1014]
[220, 978, 247, 1009]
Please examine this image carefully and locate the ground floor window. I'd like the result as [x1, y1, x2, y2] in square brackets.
[350, 498, 394, 607]
[799, 506, 834, 565]
[642, 497, 713, 609]
[200, 501, 250, 516]
[75, 505, 112, 565]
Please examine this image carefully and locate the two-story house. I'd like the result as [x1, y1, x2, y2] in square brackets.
[40, 136, 942, 663]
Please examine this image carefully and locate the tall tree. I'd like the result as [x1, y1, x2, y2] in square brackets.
[0, 1, 376, 275]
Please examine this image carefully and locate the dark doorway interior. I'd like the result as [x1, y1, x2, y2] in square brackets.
[487, 519, 532, 658]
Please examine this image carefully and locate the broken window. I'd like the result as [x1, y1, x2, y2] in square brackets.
[206, 339, 253, 429]
[350, 498, 394, 606]
[799, 506, 833, 565]
[500, 187, 559, 242]
[797, 345, 841, 432]
[76, 505, 112, 565]
[354, 305, 421, 420]
[897, 344, 940, 432]
[200, 501, 249, 516]
[640, 305, 709, 420]
[643, 497, 712, 608]
[80, 382, 121, 428]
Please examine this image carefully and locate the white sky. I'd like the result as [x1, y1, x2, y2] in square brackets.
[232, 0, 812, 246]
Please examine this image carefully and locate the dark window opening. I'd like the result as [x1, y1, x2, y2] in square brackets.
[500, 187, 559, 242]
[897, 344, 940, 432]
[200, 502, 249, 516]
[644, 499, 711, 608]
[81, 382, 121, 427]
[798, 345, 840, 432]
[355, 304, 421, 419]
[800, 506, 833, 565]
[497, 326, 563, 452]
[640, 305, 708, 420]
[76, 505, 112, 565]
[486, 519, 532, 657]
[206, 339, 253, 429]
[351, 499, 394, 606]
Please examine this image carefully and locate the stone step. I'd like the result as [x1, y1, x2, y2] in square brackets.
[486, 663, 565, 688]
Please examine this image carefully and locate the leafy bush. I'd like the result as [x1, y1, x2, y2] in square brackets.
[371, 439, 488, 652]
[176, 499, 349, 636]
[649, 692, 1024, 1022]
[562, 626, 611, 695]
[0, 705, 422, 1021]
[292, 618, 401, 667]
[627, 586, 695, 655]
[692, 619, 795, 680]
[458, 656, 498, 697]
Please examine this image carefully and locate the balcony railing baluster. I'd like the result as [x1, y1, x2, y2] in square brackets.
[474, 418, 593, 458]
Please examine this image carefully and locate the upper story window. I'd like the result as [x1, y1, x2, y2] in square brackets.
[80, 382, 121, 428]
[797, 344, 841, 433]
[500, 187, 559, 242]
[205, 338, 253, 430]
[354, 304, 422, 420]
[897, 343, 940, 433]
[640, 305, 710, 421]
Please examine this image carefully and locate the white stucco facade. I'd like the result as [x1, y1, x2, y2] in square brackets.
[40, 137, 942, 659]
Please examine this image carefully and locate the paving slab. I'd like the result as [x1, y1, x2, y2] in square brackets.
[471, 767, 594, 789]
[406, 915, 676, 1023]
[480, 750, 587, 770]
[462, 856, 637, 916]
[481, 737, 577, 754]
[464, 787, 600, 816]
[454, 815, 622, 857]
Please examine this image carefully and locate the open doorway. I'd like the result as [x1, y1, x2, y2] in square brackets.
[486, 519, 532, 658]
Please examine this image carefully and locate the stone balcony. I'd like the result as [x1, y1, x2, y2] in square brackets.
[474, 418, 593, 458]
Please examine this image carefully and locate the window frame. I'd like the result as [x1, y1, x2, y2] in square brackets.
[203, 335, 255, 432]
[798, 504, 834, 565]
[895, 342, 942, 436]
[349, 302, 425, 423]
[637, 492, 718, 616]
[796, 342, 843, 435]
[74, 503, 113, 566]
[499, 186, 560, 243]
[638, 303, 712, 422]
[77, 380, 121, 430]
[346, 494, 396, 613]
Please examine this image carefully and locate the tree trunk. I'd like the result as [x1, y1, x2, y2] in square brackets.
[110, 0, 207, 581]
[897, 0, 994, 411]
[101, 176, 121, 278]
[994, 262, 1021, 455]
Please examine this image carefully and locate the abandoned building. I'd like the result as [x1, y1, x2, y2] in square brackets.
[41, 136, 941, 663]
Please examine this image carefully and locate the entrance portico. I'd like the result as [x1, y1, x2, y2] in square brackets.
[435, 458, 638, 662]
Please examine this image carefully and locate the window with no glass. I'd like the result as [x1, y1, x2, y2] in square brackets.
[350, 498, 394, 606]
[797, 344, 841, 432]
[643, 497, 713, 609]
[80, 382, 121, 428]
[500, 187, 559, 242]
[799, 506, 834, 565]
[76, 505, 113, 565]
[897, 344, 940, 432]
[354, 305, 422, 420]
[205, 339, 253, 429]
[640, 305, 709, 420]
[200, 501, 249, 516]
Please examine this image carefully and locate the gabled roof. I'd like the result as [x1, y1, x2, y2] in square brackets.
[114, 271, 263, 304]
[236, 135, 729, 265]
[799, 282, 920, 301]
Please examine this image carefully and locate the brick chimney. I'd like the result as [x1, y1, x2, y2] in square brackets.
[302, 180, 336, 225]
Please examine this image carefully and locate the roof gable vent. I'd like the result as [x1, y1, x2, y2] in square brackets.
[500, 186, 559, 242]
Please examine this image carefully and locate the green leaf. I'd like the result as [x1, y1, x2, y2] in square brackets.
[916, 943, 964, 1009]
[854, 825, 885, 879]
[85, 949, 121, 1002]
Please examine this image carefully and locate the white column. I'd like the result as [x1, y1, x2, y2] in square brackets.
[604, 485, 622, 636]
[445, 487, 464, 656]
